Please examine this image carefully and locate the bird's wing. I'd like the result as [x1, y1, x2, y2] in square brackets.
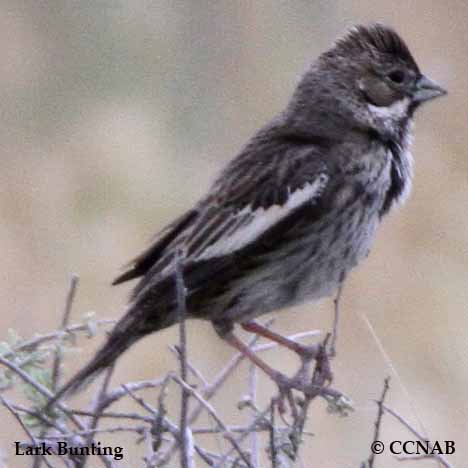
[185, 174, 329, 261]
[182, 140, 330, 261]
[112, 209, 198, 285]
[115, 138, 331, 297]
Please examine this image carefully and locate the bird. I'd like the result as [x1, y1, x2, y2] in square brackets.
[49, 23, 446, 406]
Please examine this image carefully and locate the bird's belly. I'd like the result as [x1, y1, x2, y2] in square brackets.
[227, 202, 381, 322]
[291, 209, 379, 305]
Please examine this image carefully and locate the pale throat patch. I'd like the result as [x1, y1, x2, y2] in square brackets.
[368, 98, 414, 200]
[368, 97, 410, 127]
[197, 174, 329, 260]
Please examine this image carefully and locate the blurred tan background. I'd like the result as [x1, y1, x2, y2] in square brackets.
[1, 1, 467, 466]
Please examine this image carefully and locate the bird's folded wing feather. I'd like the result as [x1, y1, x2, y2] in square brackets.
[186, 175, 329, 261]
[112, 209, 198, 285]
[113, 143, 330, 291]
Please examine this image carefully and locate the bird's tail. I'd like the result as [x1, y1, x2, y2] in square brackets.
[46, 305, 172, 411]
[46, 329, 140, 411]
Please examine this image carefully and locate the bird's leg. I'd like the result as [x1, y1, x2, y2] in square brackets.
[223, 331, 286, 382]
[329, 281, 344, 357]
[223, 331, 296, 415]
[241, 321, 319, 361]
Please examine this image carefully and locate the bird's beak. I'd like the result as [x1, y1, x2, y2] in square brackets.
[413, 75, 447, 104]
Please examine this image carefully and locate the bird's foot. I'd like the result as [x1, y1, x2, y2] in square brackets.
[270, 371, 299, 419]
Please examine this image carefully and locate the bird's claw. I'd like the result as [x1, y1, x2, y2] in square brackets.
[295, 343, 319, 360]
[270, 372, 299, 419]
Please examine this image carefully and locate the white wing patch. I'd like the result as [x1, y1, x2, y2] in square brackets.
[196, 174, 329, 261]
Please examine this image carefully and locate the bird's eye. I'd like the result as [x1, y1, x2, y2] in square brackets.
[388, 70, 405, 84]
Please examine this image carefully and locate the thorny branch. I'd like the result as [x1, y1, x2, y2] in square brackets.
[361, 378, 454, 468]
[51, 274, 79, 393]
[0, 275, 452, 468]
[364, 376, 390, 468]
[175, 250, 193, 468]
[382, 404, 454, 468]
[34, 274, 79, 468]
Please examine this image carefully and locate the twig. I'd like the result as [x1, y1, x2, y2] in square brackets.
[144, 426, 158, 468]
[174, 250, 192, 468]
[51, 274, 79, 392]
[122, 383, 188, 441]
[146, 375, 172, 463]
[12, 404, 66, 433]
[0, 355, 117, 468]
[34, 275, 79, 468]
[192, 424, 296, 435]
[248, 363, 258, 468]
[1, 396, 55, 468]
[172, 375, 228, 433]
[395, 454, 446, 462]
[122, 385, 160, 419]
[0, 355, 82, 428]
[184, 425, 196, 468]
[37, 425, 149, 439]
[366, 376, 390, 468]
[382, 404, 454, 468]
[98, 377, 166, 412]
[157, 323, 320, 466]
[71, 409, 154, 423]
[269, 399, 278, 468]
[155, 321, 275, 465]
[3, 319, 116, 359]
[359, 313, 429, 438]
[194, 445, 216, 465]
[77, 365, 115, 468]
[122, 383, 218, 467]
[212, 407, 272, 467]
[2, 274, 344, 467]
[223, 433, 254, 468]
[170, 345, 208, 387]
[172, 374, 253, 467]
[298, 338, 329, 439]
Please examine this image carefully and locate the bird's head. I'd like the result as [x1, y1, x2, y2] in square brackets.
[285, 24, 446, 141]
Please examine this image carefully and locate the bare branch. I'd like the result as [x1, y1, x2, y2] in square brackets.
[269, 399, 278, 468]
[0, 355, 83, 429]
[51, 274, 79, 393]
[383, 404, 454, 468]
[2, 274, 446, 468]
[154, 321, 274, 465]
[174, 250, 192, 468]
[1, 396, 55, 468]
[33, 275, 79, 468]
[3, 319, 116, 359]
[98, 377, 167, 411]
[248, 363, 258, 468]
[366, 376, 391, 468]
